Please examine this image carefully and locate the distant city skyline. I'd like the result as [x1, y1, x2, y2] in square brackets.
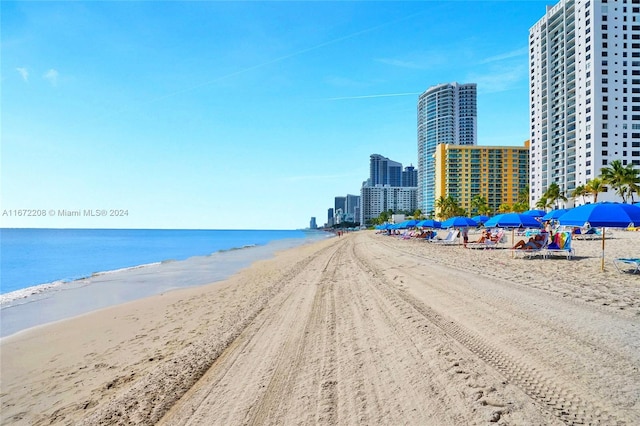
[3, 1, 551, 229]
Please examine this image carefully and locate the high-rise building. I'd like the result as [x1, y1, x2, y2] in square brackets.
[327, 208, 334, 225]
[309, 217, 317, 229]
[417, 82, 477, 215]
[402, 165, 418, 187]
[345, 194, 360, 222]
[334, 197, 346, 217]
[369, 154, 403, 187]
[529, 0, 638, 207]
[359, 186, 417, 226]
[434, 142, 530, 215]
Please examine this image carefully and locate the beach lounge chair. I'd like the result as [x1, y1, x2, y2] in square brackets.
[510, 232, 549, 258]
[429, 229, 459, 245]
[544, 231, 574, 259]
[466, 229, 505, 249]
[613, 258, 640, 273]
[573, 227, 601, 240]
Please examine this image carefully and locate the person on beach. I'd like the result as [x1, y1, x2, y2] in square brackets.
[512, 233, 547, 250]
[461, 228, 469, 247]
[474, 229, 491, 243]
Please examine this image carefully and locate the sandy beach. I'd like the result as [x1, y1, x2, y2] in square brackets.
[1, 230, 639, 425]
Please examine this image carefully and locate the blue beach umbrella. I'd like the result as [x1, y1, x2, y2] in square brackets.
[483, 213, 542, 229]
[523, 209, 546, 217]
[472, 215, 490, 224]
[558, 202, 640, 270]
[558, 202, 640, 228]
[541, 209, 569, 221]
[441, 216, 478, 228]
[416, 219, 442, 229]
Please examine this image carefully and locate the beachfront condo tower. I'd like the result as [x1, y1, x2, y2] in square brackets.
[529, 0, 639, 207]
[417, 82, 477, 216]
[434, 142, 530, 215]
[369, 154, 403, 187]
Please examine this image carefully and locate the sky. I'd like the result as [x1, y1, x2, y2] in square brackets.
[2, 0, 551, 230]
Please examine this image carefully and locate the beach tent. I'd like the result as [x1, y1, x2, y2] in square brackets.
[558, 202, 640, 271]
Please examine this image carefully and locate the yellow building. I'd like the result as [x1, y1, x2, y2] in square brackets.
[434, 141, 529, 215]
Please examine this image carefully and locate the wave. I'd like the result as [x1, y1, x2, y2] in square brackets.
[0, 244, 267, 307]
[216, 244, 258, 253]
[0, 261, 164, 307]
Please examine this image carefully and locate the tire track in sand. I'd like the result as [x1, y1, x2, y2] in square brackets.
[354, 235, 623, 425]
[157, 239, 345, 426]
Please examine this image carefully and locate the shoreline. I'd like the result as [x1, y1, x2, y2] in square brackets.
[0, 234, 331, 338]
[1, 231, 638, 425]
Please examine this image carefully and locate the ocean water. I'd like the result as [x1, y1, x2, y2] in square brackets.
[0, 228, 332, 337]
[0, 228, 327, 301]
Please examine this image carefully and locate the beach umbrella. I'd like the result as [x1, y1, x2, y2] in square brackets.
[395, 220, 411, 229]
[541, 209, 569, 221]
[441, 216, 478, 228]
[483, 213, 542, 229]
[416, 219, 442, 228]
[472, 215, 490, 224]
[406, 219, 420, 227]
[558, 202, 640, 271]
[483, 213, 543, 257]
[523, 209, 546, 217]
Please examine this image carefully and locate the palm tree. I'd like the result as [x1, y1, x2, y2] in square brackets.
[585, 177, 605, 203]
[601, 160, 631, 202]
[434, 196, 449, 220]
[511, 201, 528, 213]
[517, 184, 530, 209]
[435, 195, 464, 220]
[543, 182, 567, 209]
[470, 195, 488, 216]
[535, 196, 549, 210]
[571, 184, 588, 205]
[621, 164, 640, 203]
[498, 203, 512, 213]
[626, 169, 640, 203]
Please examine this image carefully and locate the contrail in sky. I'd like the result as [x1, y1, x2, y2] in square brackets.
[145, 9, 428, 104]
[326, 92, 422, 101]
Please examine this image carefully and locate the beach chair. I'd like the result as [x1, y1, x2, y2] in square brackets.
[510, 232, 549, 258]
[544, 231, 574, 259]
[466, 229, 505, 249]
[613, 258, 640, 274]
[573, 227, 600, 240]
[484, 229, 505, 249]
[429, 229, 459, 245]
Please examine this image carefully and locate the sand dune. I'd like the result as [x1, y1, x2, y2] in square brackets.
[1, 231, 639, 425]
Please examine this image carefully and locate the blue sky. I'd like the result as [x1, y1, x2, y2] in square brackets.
[2, 1, 548, 230]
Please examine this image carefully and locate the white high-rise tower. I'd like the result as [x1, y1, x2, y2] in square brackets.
[529, 0, 639, 207]
[417, 82, 477, 215]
